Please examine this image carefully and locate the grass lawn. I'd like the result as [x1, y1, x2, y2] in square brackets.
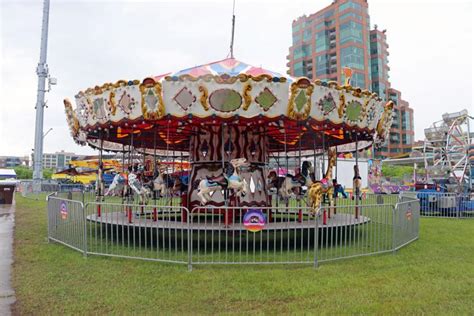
[13, 195, 474, 314]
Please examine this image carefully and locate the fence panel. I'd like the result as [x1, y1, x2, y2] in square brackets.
[45, 194, 422, 269]
[316, 204, 395, 263]
[459, 193, 474, 218]
[190, 206, 316, 265]
[409, 191, 473, 218]
[393, 196, 420, 249]
[334, 193, 399, 208]
[47, 196, 86, 253]
[84, 202, 190, 265]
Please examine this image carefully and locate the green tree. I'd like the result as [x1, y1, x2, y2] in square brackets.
[43, 168, 55, 180]
[381, 165, 414, 178]
[13, 165, 33, 179]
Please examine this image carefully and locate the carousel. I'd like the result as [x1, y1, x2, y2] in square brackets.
[64, 57, 393, 230]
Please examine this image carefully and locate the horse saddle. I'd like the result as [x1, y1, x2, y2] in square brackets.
[206, 174, 228, 188]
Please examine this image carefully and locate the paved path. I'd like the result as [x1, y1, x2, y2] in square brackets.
[0, 202, 15, 316]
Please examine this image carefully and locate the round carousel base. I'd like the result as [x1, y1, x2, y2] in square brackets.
[86, 211, 370, 231]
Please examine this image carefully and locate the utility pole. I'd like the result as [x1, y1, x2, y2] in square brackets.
[33, 0, 52, 188]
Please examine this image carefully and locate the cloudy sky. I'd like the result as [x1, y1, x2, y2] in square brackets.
[0, 0, 472, 157]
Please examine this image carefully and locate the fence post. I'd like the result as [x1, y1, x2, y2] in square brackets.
[46, 195, 51, 243]
[82, 202, 88, 257]
[187, 209, 192, 271]
[392, 204, 397, 253]
[314, 214, 319, 268]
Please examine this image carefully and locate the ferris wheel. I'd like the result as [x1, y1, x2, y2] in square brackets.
[423, 109, 472, 192]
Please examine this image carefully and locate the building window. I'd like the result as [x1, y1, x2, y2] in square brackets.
[315, 55, 329, 76]
[315, 21, 325, 30]
[348, 72, 366, 89]
[389, 93, 398, 105]
[339, 1, 362, 13]
[339, 11, 362, 22]
[292, 23, 301, 33]
[340, 46, 364, 70]
[293, 44, 311, 59]
[342, 72, 365, 89]
[325, 19, 335, 27]
[292, 33, 301, 44]
[315, 30, 329, 53]
[379, 83, 386, 100]
[303, 29, 312, 42]
[294, 61, 304, 76]
[323, 9, 335, 19]
[339, 21, 363, 44]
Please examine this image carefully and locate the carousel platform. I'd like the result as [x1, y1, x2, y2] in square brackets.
[86, 211, 370, 231]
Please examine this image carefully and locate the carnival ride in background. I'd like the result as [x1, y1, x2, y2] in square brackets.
[410, 110, 473, 214]
[63, 58, 394, 227]
[417, 109, 473, 193]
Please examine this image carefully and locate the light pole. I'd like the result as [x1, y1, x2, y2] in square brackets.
[32, 0, 56, 189]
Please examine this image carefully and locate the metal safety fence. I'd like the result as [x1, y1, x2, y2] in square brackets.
[46, 194, 420, 269]
[400, 191, 474, 219]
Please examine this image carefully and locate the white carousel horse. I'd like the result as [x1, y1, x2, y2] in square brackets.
[128, 172, 151, 204]
[153, 165, 169, 198]
[197, 158, 250, 205]
[105, 173, 126, 196]
[279, 161, 314, 199]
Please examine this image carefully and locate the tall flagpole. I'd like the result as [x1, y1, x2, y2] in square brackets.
[33, 0, 51, 184]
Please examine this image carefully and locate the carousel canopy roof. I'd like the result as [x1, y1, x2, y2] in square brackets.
[163, 58, 285, 79]
[64, 57, 394, 152]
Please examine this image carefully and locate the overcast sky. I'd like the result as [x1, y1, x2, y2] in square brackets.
[0, 0, 472, 157]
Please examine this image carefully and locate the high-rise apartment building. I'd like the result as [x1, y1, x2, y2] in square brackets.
[287, 0, 414, 157]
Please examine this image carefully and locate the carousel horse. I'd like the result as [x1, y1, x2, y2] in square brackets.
[129, 171, 152, 205]
[279, 161, 314, 199]
[267, 171, 285, 194]
[105, 173, 127, 196]
[153, 165, 170, 198]
[352, 165, 362, 201]
[196, 158, 250, 204]
[308, 148, 337, 215]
